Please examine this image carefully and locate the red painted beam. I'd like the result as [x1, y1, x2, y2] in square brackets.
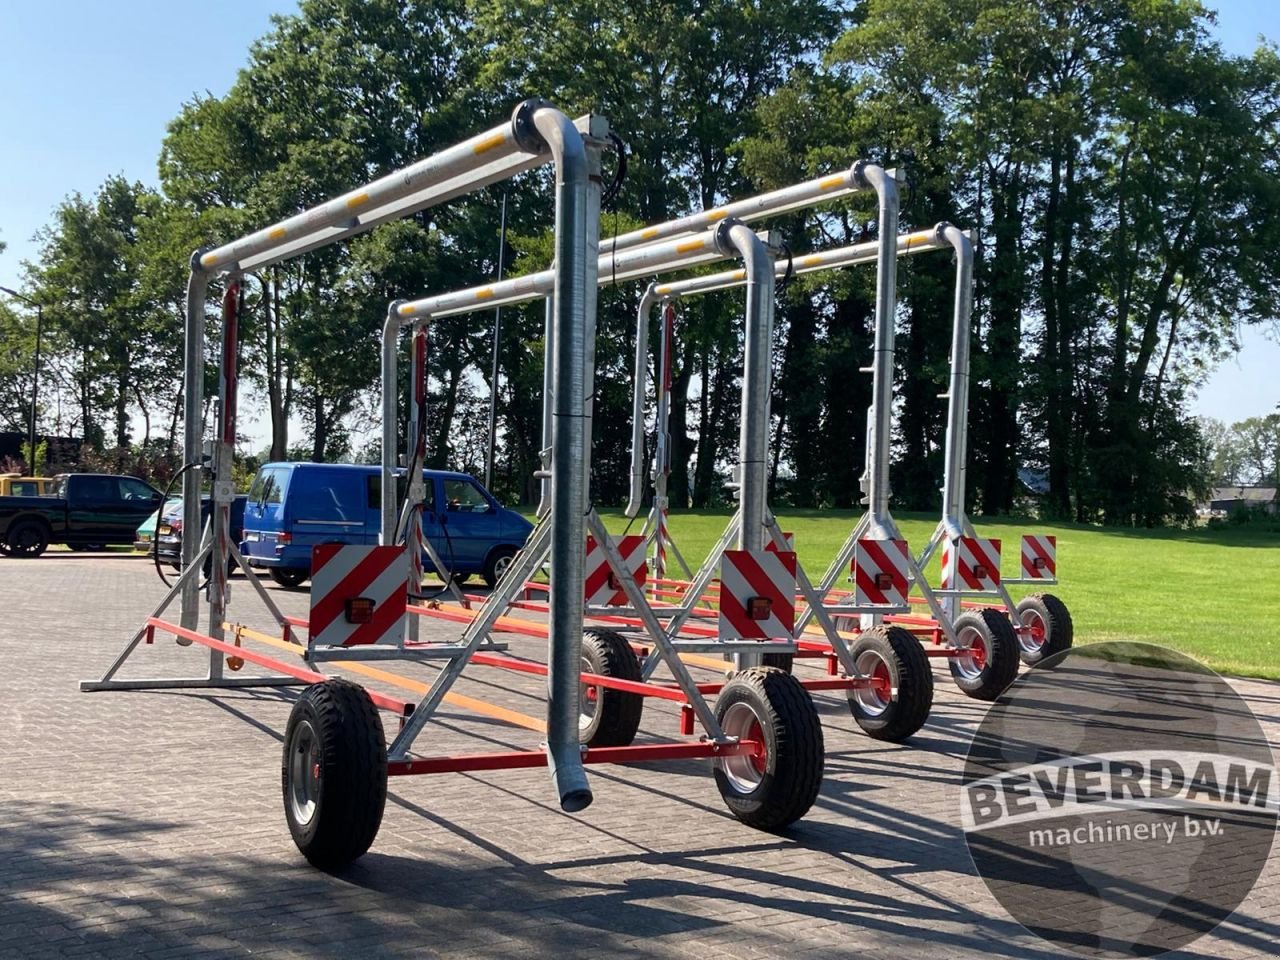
[147, 618, 413, 717]
[387, 738, 762, 776]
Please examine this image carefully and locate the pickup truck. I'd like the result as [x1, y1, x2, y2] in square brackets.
[0, 473, 164, 557]
[0, 474, 56, 497]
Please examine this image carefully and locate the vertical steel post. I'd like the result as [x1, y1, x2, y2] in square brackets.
[625, 285, 659, 518]
[939, 225, 975, 540]
[532, 104, 601, 813]
[180, 262, 209, 633]
[406, 324, 428, 640]
[862, 166, 903, 536]
[206, 280, 240, 676]
[537, 294, 555, 516]
[485, 193, 507, 489]
[380, 307, 403, 545]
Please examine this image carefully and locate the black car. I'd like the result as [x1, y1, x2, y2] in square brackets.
[154, 495, 249, 572]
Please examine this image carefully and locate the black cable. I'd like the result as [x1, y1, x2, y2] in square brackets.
[601, 131, 628, 210]
[152, 461, 208, 590]
[775, 242, 796, 300]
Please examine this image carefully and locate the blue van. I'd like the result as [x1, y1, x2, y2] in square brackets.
[240, 462, 532, 590]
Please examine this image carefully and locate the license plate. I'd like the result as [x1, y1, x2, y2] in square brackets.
[244, 531, 260, 542]
[158, 524, 171, 536]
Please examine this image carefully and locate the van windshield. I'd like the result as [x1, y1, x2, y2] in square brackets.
[248, 467, 287, 506]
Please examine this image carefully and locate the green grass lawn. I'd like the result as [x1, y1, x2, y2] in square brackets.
[589, 508, 1280, 681]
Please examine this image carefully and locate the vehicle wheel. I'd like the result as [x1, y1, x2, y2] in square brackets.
[5, 521, 48, 558]
[847, 625, 934, 742]
[68, 543, 89, 552]
[270, 567, 309, 590]
[282, 679, 387, 870]
[948, 609, 1020, 701]
[760, 652, 795, 674]
[482, 546, 517, 588]
[1014, 593, 1074, 666]
[713, 667, 824, 831]
[579, 628, 644, 747]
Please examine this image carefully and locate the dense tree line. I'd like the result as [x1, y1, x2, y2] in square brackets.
[2, 0, 1277, 525]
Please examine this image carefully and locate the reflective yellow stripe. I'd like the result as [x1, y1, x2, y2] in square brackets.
[398, 303, 416, 316]
[474, 132, 508, 155]
[475, 288, 495, 300]
[819, 175, 847, 190]
[346, 192, 370, 210]
[201, 253, 219, 267]
[801, 255, 823, 267]
[705, 208, 729, 222]
[268, 227, 287, 240]
[655, 286, 672, 295]
[641, 227, 660, 240]
[675, 238, 705, 254]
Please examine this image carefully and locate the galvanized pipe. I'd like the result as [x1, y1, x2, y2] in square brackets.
[939, 225, 975, 539]
[537, 293, 555, 516]
[863, 167, 903, 535]
[197, 103, 538, 275]
[206, 280, 240, 672]
[625, 284, 661, 518]
[535, 104, 597, 815]
[380, 305, 403, 545]
[602, 161, 873, 254]
[727, 223, 775, 554]
[180, 262, 209, 633]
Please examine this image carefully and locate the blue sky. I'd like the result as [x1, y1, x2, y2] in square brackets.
[1, 0, 1276, 429]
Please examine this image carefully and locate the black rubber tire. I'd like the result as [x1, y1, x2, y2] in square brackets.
[846, 625, 934, 742]
[713, 667, 824, 831]
[282, 679, 387, 870]
[270, 567, 309, 590]
[449, 571, 471, 586]
[482, 546, 517, 588]
[579, 628, 644, 747]
[1014, 593, 1074, 666]
[948, 608, 1020, 701]
[5, 520, 48, 558]
[760, 652, 795, 674]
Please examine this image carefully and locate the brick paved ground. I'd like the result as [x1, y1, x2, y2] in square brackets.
[1, 552, 1276, 959]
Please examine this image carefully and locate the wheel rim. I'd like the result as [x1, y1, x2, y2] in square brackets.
[1018, 609, 1047, 655]
[578, 655, 598, 733]
[493, 552, 513, 582]
[287, 719, 321, 827]
[10, 529, 41, 556]
[952, 624, 989, 680]
[718, 701, 768, 793]
[852, 649, 893, 717]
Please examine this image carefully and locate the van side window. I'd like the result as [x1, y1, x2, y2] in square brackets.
[443, 479, 491, 513]
[367, 474, 435, 512]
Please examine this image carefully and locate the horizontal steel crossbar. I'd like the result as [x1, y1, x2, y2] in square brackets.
[387, 739, 762, 776]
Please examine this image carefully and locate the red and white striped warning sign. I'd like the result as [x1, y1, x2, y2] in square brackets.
[942, 536, 1002, 591]
[584, 534, 648, 606]
[309, 544, 408, 647]
[1020, 535, 1056, 580]
[718, 549, 797, 640]
[852, 538, 910, 607]
[765, 531, 794, 553]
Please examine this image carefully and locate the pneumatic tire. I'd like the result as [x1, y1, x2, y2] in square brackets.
[760, 652, 795, 674]
[579, 628, 644, 747]
[847, 625, 934, 742]
[1014, 593, 1074, 666]
[269, 567, 308, 590]
[948, 608, 1020, 700]
[5, 520, 48, 558]
[713, 667, 824, 831]
[282, 679, 387, 870]
[483, 546, 517, 588]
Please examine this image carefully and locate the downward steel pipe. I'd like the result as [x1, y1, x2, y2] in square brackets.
[939, 225, 975, 541]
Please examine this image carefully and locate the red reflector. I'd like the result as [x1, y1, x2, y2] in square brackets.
[875, 572, 893, 590]
[277, 532, 292, 544]
[1033, 557, 1047, 569]
[746, 596, 771, 621]
[345, 597, 375, 624]
[972, 565, 987, 579]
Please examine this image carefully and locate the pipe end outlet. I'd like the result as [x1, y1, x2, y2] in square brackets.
[512, 98, 554, 154]
[559, 788, 594, 813]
